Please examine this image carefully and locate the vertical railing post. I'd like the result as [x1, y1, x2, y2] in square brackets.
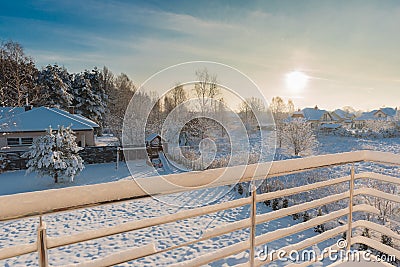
[249, 182, 257, 267]
[346, 164, 355, 250]
[37, 216, 48, 267]
[116, 147, 120, 170]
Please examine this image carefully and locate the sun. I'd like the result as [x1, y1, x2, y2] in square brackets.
[285, 71, 309, 92]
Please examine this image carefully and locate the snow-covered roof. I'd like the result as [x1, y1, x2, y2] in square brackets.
[0, 107, 25, 120]
[51, 108, 99, 128]
[355, 111, 376, 121]
[332, 109, 354, 120]
[320, 123, 341, 129]
[145, 133, 161, 142]
[355, 108, 396, 121]
[0, 107, 99, 133]
[379, 107, 396, 117]
[302, 108, 329, 121]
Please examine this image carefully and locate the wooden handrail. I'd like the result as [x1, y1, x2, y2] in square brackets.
[0, 151, 399, 266]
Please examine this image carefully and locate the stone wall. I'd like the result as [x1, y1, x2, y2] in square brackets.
[78, 146, 119, 164]
[0, 150, 26, 171]
[0, 146, 149, 171]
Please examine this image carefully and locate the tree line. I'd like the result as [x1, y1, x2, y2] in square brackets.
[0, 40, 136, 137]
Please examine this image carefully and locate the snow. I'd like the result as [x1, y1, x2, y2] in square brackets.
[158, 152, 173, 173]
[0, 133, 399, 266]
[0, 161, 153, 196]
[0, 107, 25, 120]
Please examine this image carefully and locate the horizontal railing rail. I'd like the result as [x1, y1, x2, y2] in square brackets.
[0, 150, 399, 266]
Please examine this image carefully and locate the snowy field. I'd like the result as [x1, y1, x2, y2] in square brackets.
[0, 161, 151, 196]
[1, 134, 399, 266]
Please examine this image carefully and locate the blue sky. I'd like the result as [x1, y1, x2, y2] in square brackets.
[1, 0, 400, 110]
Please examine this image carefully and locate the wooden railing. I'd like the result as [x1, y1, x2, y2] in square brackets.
[0, 150, 399, 266]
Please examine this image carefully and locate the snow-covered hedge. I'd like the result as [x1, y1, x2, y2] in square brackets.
[329, 127, 400, 139]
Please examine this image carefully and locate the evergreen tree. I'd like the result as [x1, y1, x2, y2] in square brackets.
[237, 184, 243, 195]
[302, 211, 311, 222]
[315, 208, 325, 233]
[84, 68, 108, 133]
[272, 198, 279, 210]
[292, 213, 300, 220]
[359, 228, 370, 250]
[381, 234, 393, 247]
[23, 126, 84, 183]
[36, 64, 73, 108]
[282, 199, 289, 208]
[72, 70, 107, 132]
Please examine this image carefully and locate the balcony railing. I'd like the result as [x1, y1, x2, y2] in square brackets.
[0, 150, 399, 266]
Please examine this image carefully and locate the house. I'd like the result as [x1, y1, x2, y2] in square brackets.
[290, 106, 335, 129]
[0, 106, 99, 151]
[354, 107, 397, 129]
[330, 109, 356, 128]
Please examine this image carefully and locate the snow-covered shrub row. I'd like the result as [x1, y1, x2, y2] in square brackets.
[329, 127, 400, 139]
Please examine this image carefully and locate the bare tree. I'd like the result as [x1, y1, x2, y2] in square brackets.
[270, 97, 288, 148]
[0, 41, 39, 106]
[239, 97, 266, 129]
[287, 99, 295, 114]
[194, 68, 219, 116]
[164, 84, 187, 114]
[105, 72, 136, 143]
[282, 118, 318, 156]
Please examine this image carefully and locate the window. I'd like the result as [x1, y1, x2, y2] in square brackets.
[7, 137, 34, 146]
[21, 138, 33, 145]
[7, 138, 20, 146]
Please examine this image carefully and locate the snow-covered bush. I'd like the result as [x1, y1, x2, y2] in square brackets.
[23, 126, 84, 183]
[0, 154, 8, 172]
[332, 121, 399, 139]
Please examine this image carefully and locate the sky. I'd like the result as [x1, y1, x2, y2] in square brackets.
[1, 0, 399, 111]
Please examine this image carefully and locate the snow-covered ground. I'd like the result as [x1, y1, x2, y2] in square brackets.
[1, 186, 338, 267]
[0, 161, 152, 196]
[1, 134, 399, 266]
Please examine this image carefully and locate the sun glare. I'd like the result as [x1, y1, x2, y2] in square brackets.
[285, 71, 309, 92]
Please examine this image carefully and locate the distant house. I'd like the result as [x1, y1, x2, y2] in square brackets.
[330, 109, 356, 128]
[354, 107, 397, 129]
[0, 106, 99, 151]
[290, 106, 335, 129]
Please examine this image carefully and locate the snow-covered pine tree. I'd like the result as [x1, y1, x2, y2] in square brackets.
[23, 126, 84, 183]
[72, 69, 107, 134]
[36, 64, 73, 108]
[85, 68, 108, 133]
